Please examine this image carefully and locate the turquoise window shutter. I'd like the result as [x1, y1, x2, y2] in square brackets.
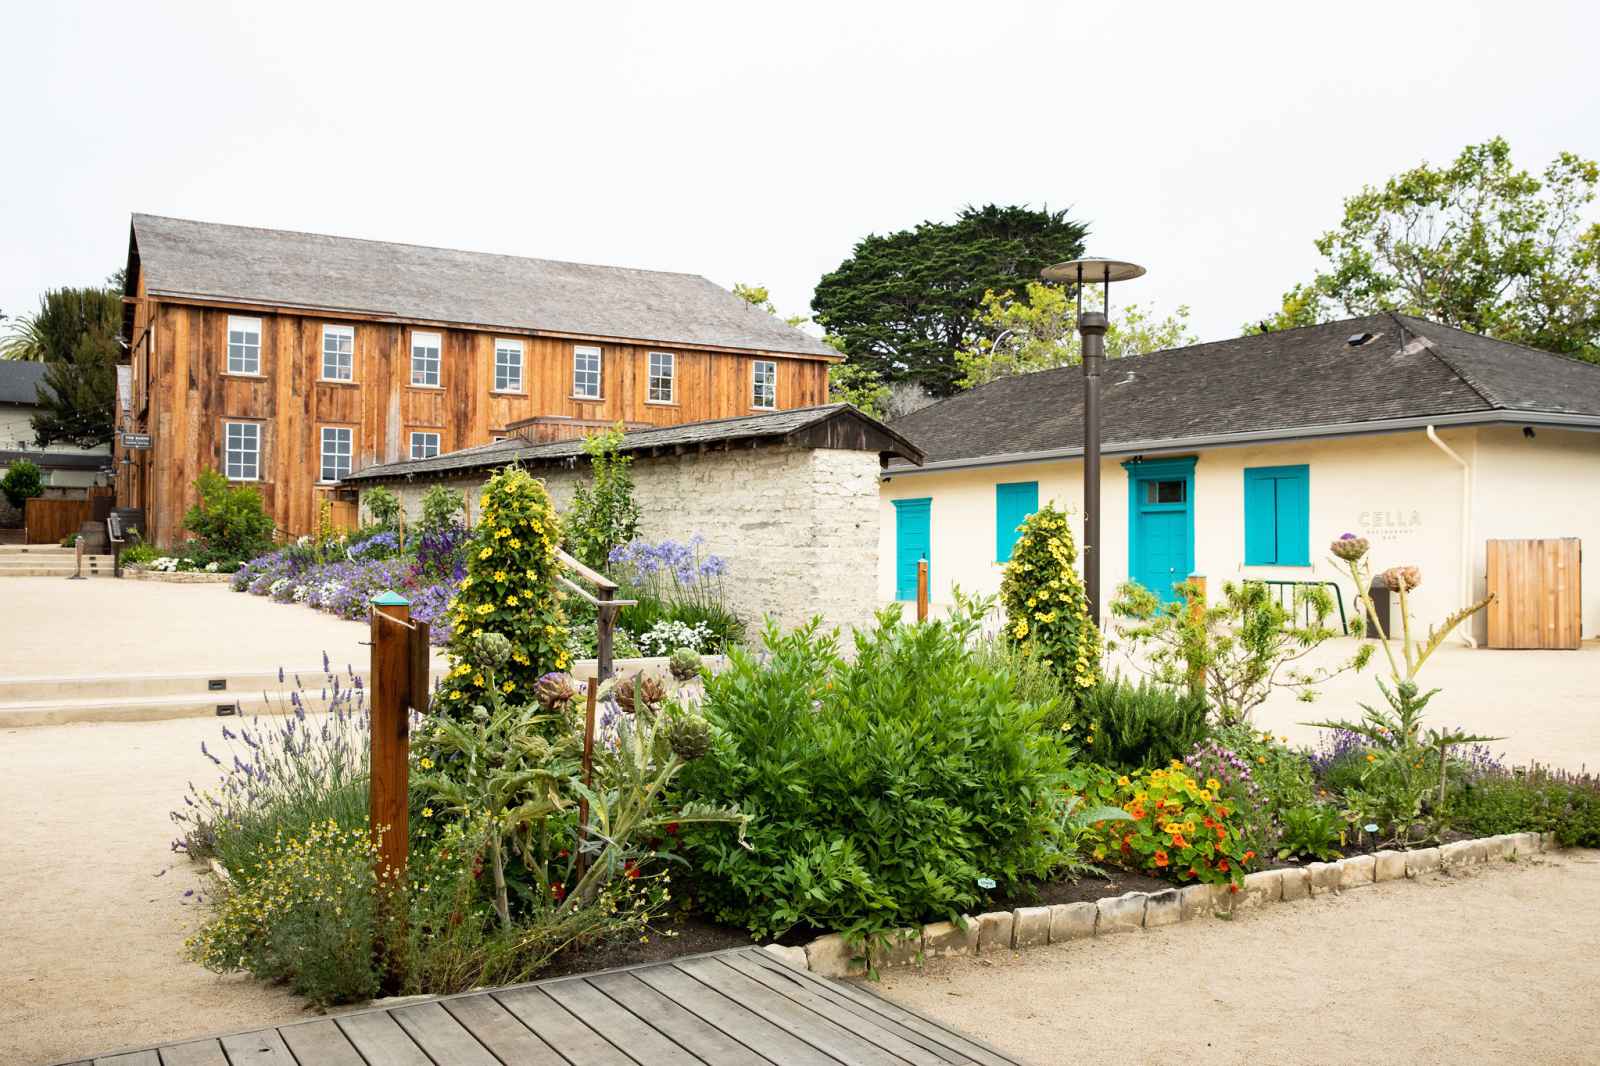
[1243, 465, 1310, 565]
[995, 481, 1039, 562]
[1276, 468, 1310, 565]
[893, 498, 931, 600]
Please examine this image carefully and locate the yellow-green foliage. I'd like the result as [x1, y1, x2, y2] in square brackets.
[437, 467, 570, 711]
[999, 504, 1101, 691]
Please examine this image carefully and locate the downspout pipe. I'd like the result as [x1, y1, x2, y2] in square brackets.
[1425, 425, 1477, 648]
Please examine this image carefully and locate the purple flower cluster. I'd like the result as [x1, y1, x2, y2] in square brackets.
[349, 531, 401, 560]
[408, 581, 455, 646]
[232, 542, 455, 646]
[608, 535, 727, 585]
[1184, 739, 1261, 804]
[411, 524, 468, 585]
[1308, 728, 1369, 778]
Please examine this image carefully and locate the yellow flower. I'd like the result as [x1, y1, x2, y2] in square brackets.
[510, 538, 521, 548]
[479, 547, 493, 560]
[1116, 775, 1130, 787]
[422, 807, 434, 818]
[495, 571, 508, 582]
[476, 603, 493, 615]
[1206, 778, 1220, 791]
[419, 758, 434, 770]
[506, 595, 519, 607]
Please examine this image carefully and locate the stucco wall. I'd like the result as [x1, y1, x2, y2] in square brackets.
[369, 443, 884, 634]
[880, 427, 1600, 640]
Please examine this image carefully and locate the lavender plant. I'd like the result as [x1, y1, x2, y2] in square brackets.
[171, 655, 376, 879]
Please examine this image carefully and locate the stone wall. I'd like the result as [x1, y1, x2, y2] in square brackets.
[371, 443, 884, 633]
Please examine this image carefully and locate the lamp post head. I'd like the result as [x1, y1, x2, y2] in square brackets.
[1040, 258, 1147, 284]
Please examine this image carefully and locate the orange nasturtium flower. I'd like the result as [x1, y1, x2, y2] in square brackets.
[1154, 850, 1170, 867]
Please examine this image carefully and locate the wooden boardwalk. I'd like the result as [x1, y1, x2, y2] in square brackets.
[69, 948, 1027, 1066]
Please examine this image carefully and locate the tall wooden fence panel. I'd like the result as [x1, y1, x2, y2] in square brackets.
[1485, 538, 1582, 650]
[24, 498, 90, 544]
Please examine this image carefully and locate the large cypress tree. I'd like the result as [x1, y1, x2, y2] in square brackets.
[811, 204, 1090, 397]
[2, 284, 122, 448]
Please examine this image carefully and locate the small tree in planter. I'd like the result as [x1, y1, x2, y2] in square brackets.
[434, 467, 570, 714]
[1111, 578, 1371, 727]
[999, 504, 1101, 693]
[1305, 535, 1499, 838]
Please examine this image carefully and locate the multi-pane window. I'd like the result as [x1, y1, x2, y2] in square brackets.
[410, 431, 441, 460]
[647, 351, 675, 403]
[320, 426, 353, 482]
[227, 316, 261, 375]
[752, 359, 777, 409]
[411, 331, 442, 387]
[321, 324, 354, 381]
[224, 421, 260, 481]
[494, 339, 524, 392]
[573, 345, 602, 399]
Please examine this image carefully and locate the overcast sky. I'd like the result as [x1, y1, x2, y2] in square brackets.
[3, 1, 1596, 345]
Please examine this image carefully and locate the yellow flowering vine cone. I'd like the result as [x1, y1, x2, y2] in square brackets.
[999, 503, 1102, 691]
[434, 466, 570, 714]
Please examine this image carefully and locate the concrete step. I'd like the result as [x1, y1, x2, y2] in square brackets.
[0, 689, 351, 727]
[0, 545, 113, 555]
[0, 666, 361, 703]
[0, 568, 117, 578]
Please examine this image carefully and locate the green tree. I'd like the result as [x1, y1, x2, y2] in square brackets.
[826, 362, 891, 419]
[2, 284, 123, 447]
[1, 459, 44, 510]
[1256, 138, 1600, 361]
[812, 204, 1090, 396]
[731, 282, 808, 328]
[566, 425, 640, 571]
[955, 282, 1196, 389]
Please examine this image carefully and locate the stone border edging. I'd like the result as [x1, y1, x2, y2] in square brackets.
[770, 832, 1558, 977]
[124, 568, 235, 583]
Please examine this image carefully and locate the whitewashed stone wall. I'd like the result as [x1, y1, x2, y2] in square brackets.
[369, 444, 883, 634]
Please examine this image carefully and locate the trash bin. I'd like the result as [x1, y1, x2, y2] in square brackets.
[1365, 577, 1391, 639]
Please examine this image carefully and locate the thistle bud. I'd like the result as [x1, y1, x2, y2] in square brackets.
[1331, 533, 1369, 562]
[667, 714, 712, 761]
[1380, 565, 1421, 591]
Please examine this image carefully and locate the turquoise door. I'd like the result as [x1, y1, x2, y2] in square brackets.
[1124, 458, 1196, 603]
[893, 498, 931, 600]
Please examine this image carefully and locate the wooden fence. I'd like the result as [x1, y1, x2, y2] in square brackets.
[1485, 537, 1582, 650]
[24, 498, 89, 544]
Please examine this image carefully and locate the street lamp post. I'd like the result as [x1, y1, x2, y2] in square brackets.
[1038, 257, 1146, 626]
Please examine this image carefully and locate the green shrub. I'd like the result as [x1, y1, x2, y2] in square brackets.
[118, 542, 161, 565]
[1, 459, 44, 509]
[434, 468, 570, 713]
[675, 599, 1083, 942]
[1073, 676, 1209, 772]
[363, 485, 401, 528]
[183, 469, 274, 560]
[566, 426, 640, 571]
[1448, 766, 1600, 846]
[418, 484, 465, 536]
[999, 503, 1100, 693]
[1275, 804, 1345, 861]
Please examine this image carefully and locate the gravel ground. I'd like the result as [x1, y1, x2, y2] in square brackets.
[0, 716, 317, 1065]
[877, 849, 1600, 1066]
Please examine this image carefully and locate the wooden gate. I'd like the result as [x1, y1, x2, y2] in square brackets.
[24, 498, 89, 544]
[1485, 538, 1582, 649]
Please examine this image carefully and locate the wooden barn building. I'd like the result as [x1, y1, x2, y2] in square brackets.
[116, 214, 839, 542]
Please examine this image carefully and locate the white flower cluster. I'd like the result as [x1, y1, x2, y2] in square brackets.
[150, 556, 185, 572]
[637, 620, 716, 656]
[268, 577, 292, 598]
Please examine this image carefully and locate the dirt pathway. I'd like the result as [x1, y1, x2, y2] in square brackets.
[877, 850, 1600, 1066]
[0, 717, 315, 1064]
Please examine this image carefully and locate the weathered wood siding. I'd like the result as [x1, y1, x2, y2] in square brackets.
[130, 301, 831, 542]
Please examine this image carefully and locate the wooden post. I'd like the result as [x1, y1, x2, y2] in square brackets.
[369, 592, 413, 885]
[596, 602, 617, 682]
[916, 558, 929, 622]
[1185, 574, 1207, 699]
[575, 679, 598, 881]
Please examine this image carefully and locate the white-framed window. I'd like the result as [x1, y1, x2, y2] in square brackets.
[647, 351, 676, 403]
[573, 345, 602, 399]
[321, 324, 354, 381]
[411, 331, 442, 387]
[224, 421, 260, 481]
[410, 431, 441, 460]
[320, 426, 353, 482]
[494, 339, 524, 393]
[227, 316, 262, 375]
[752, 359, 777, 409]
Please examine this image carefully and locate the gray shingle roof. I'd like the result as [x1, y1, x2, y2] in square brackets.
[0, 361, 48, 405]
[343, 403, 923, 483]
[887, 313, 1600, 468]
[129, 214, 839, 358]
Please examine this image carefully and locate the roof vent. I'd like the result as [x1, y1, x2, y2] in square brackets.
[1347, 332, 1375, 348]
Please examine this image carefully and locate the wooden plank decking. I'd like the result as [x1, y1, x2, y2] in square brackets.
[65, 948, 1026, 1066]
